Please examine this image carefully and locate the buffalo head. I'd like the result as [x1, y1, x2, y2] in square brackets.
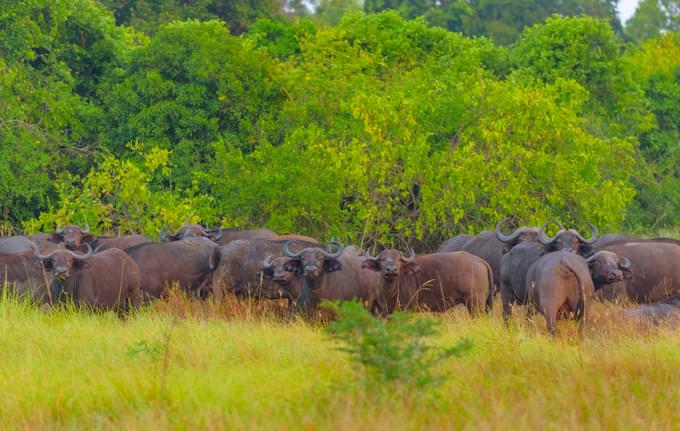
[361, 248, 419, 281]
[586, 251, 632, 286]
[50, 224, 93, 250]
[538, 220, 598, 255]
[281, 240, 344, 283]
[33, 242, 93, 280]
[263, 255, 301, 287]
[495, 218, 543, 253]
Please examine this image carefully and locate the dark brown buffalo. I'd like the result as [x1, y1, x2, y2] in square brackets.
[537, 220, 599, 256]
[497, 219, 563, 319]
[215, 228, 278, 246]
[126, 238, 220, 301]
[0, 236, 58, 254]
[0, 251, 52, 301]
[212, 238, 321, 301]
[48, 224, 94, 250]
[593, 241, 680, 303]
[525, 250, 630, 335]
[161, 224, 278, 246]
[160, 224, 223, 242]
[622, 295, 680, 326]
[453, 220, 541, 291]
[274, 234, 319, 243]
[437, 234, 473, 253]
[361, 249, 493, 316]
[44, 224, 150, 252]
[93, 235, 151, 252]
[33, 244, 142, 312]
[264, 244, 379, 315]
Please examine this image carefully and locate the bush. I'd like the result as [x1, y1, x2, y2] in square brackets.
[323, 301, 471, 392]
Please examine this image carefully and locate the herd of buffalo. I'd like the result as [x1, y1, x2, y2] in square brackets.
[2, 219, 680, 335]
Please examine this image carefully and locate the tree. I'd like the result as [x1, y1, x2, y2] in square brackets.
[99, 20, 284, 189]
[513, 16, 653, 137]
[100, 0, 285, 35]
[625, 0, 680, 42]
[0, 0, 124, 224]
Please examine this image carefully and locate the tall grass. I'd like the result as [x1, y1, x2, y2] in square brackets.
[0, 293, 678, 430]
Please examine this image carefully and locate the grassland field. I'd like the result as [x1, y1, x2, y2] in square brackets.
[0, 292, 679, 430]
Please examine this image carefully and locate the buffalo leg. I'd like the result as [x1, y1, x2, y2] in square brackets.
[541, 302, 558, 336]
[501, 288, 514, 323]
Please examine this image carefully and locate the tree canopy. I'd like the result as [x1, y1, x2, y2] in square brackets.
[1, 1, 679, 244]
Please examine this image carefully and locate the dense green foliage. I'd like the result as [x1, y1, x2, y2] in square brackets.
[1, 1, 679, 243]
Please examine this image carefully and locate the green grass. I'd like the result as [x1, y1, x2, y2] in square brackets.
[0, 296, 679, 430]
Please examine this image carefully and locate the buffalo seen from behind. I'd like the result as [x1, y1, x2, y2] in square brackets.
[525, 250, 631, 335]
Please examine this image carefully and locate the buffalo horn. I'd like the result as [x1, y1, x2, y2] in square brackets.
[32, 242, 60, 260]
[283, 241, 305, 259]
[55, 225, 64, 234]
[159, 227, 169, 242]
[68, 243, 93, 260]
[574, 222, 599, 244]
[402, 248, 416, 263]
[82, 224, 90, 234]
[620, 256, 631, 268]
[495, 217, 524, 243]
[538, 219, 563, 245]
[321, 241, 344, 258]
[212, 226, 223, 241]
[263, 255, 275, 269]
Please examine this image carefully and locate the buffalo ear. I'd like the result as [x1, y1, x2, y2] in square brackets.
[74, 260, 90, 270]
[361, 259, 380, 272]
[49, 233, 63, 243]
[324, 258, 342, 273]
[82, 233, 96, 244]
[620, 265, 633, 279]
[35, 259, 51, 270]
[402, 262, 422, 276]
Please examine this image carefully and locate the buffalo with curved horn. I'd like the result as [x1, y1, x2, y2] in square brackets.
[161, 223, 273, 246]
[362, 247, 493, 316]
[537, 220, 598, 256]
[263, 241, 378, 317]
[32, 242, 141, 312]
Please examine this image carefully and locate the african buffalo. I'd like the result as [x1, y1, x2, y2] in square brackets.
[264, 244, 379, 315]
[525, 250, 630, 335]
[537, 221, 599, 256]
[361, 249, 493, 316]
[451, 220, 541, 291]
[161, 224, 278, 246]
[593, 241, 680, 303]
[622, 295, 680, 326]
[497, 219, 563, 320]
[437, 234, 473, 253]
[0, 251, 52, 301]
[0, 236, 58, 254]
[212, 238, 321, 301]
[44, 224, 150, 252]
[33, 244, 142, 312]
[93, 235, 151, 252]
[126, 238, 220, 301]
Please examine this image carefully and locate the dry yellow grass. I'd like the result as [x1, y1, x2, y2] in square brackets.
[0, 294, 678, 430]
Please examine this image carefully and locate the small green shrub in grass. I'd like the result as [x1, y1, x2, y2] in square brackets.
[323, 300, 472, 392]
